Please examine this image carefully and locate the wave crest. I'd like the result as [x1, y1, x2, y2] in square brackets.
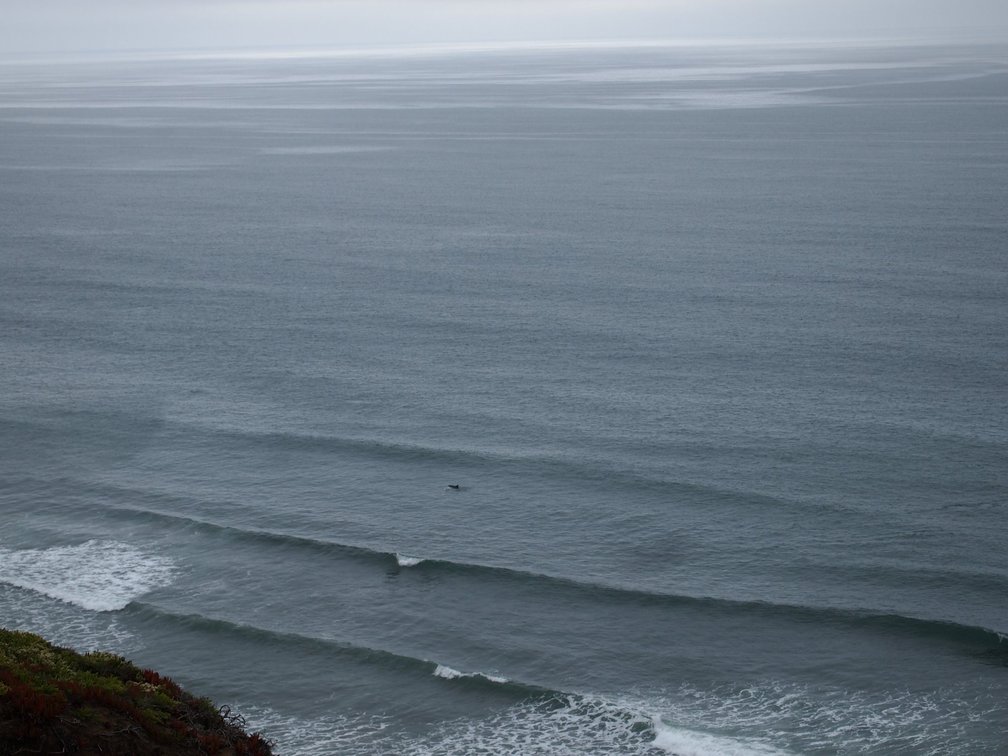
[433, 664, 508, 684]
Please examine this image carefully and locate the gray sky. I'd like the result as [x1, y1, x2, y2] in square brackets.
[2, 0, 1006, 56]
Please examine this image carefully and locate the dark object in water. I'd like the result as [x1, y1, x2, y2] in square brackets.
[447, 484, 461, 490]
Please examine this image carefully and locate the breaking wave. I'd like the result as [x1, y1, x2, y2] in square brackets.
[0, 540, 176, 612]
[240, 694, 794, 756]
[433, 664, 508, 684]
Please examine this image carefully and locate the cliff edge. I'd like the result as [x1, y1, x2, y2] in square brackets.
[0, 627, 273, 755]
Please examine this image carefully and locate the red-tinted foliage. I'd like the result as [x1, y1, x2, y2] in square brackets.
[142, 668, 184, 698]
[0, 675, 69, 721]
[1, 629, 275, 755]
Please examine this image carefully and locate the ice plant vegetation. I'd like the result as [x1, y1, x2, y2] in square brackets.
[0, 628, 273, 755]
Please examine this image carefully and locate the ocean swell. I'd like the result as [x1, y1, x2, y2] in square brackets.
[55, 498, 1008, 649]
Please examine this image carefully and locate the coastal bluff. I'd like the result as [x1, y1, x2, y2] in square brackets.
[0, 627, 273, 755]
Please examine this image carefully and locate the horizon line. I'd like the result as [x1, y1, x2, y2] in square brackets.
[2, 33, 1005, 67]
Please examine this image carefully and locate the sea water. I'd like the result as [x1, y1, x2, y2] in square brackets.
[1, 40, 1006, 754]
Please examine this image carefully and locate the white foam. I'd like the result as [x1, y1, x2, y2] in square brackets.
[234, 682, 997, 756]
[0, 540, 176, 612]
[238, 696, 659, 755]
[395, 554, 423, 567]
[649, 681, 1002, 755]
[433, 663, 463, 680]
[239, 705, 393, 756]
[0, 583, 135, 652]
[433, 664, 508, 684]
[215, 680, 1002, 755]
[652, 719, 791, 755]
[412, 694, 796, 756]
[404, 693, 657, 755]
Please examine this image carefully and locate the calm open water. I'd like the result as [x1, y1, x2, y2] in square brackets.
[1, 41, 1006, 754]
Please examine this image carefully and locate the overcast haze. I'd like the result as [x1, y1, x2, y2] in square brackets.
[2, 0, 1007, 57]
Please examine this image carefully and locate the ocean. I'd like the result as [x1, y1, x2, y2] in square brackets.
[0, 40, 1006, 754]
